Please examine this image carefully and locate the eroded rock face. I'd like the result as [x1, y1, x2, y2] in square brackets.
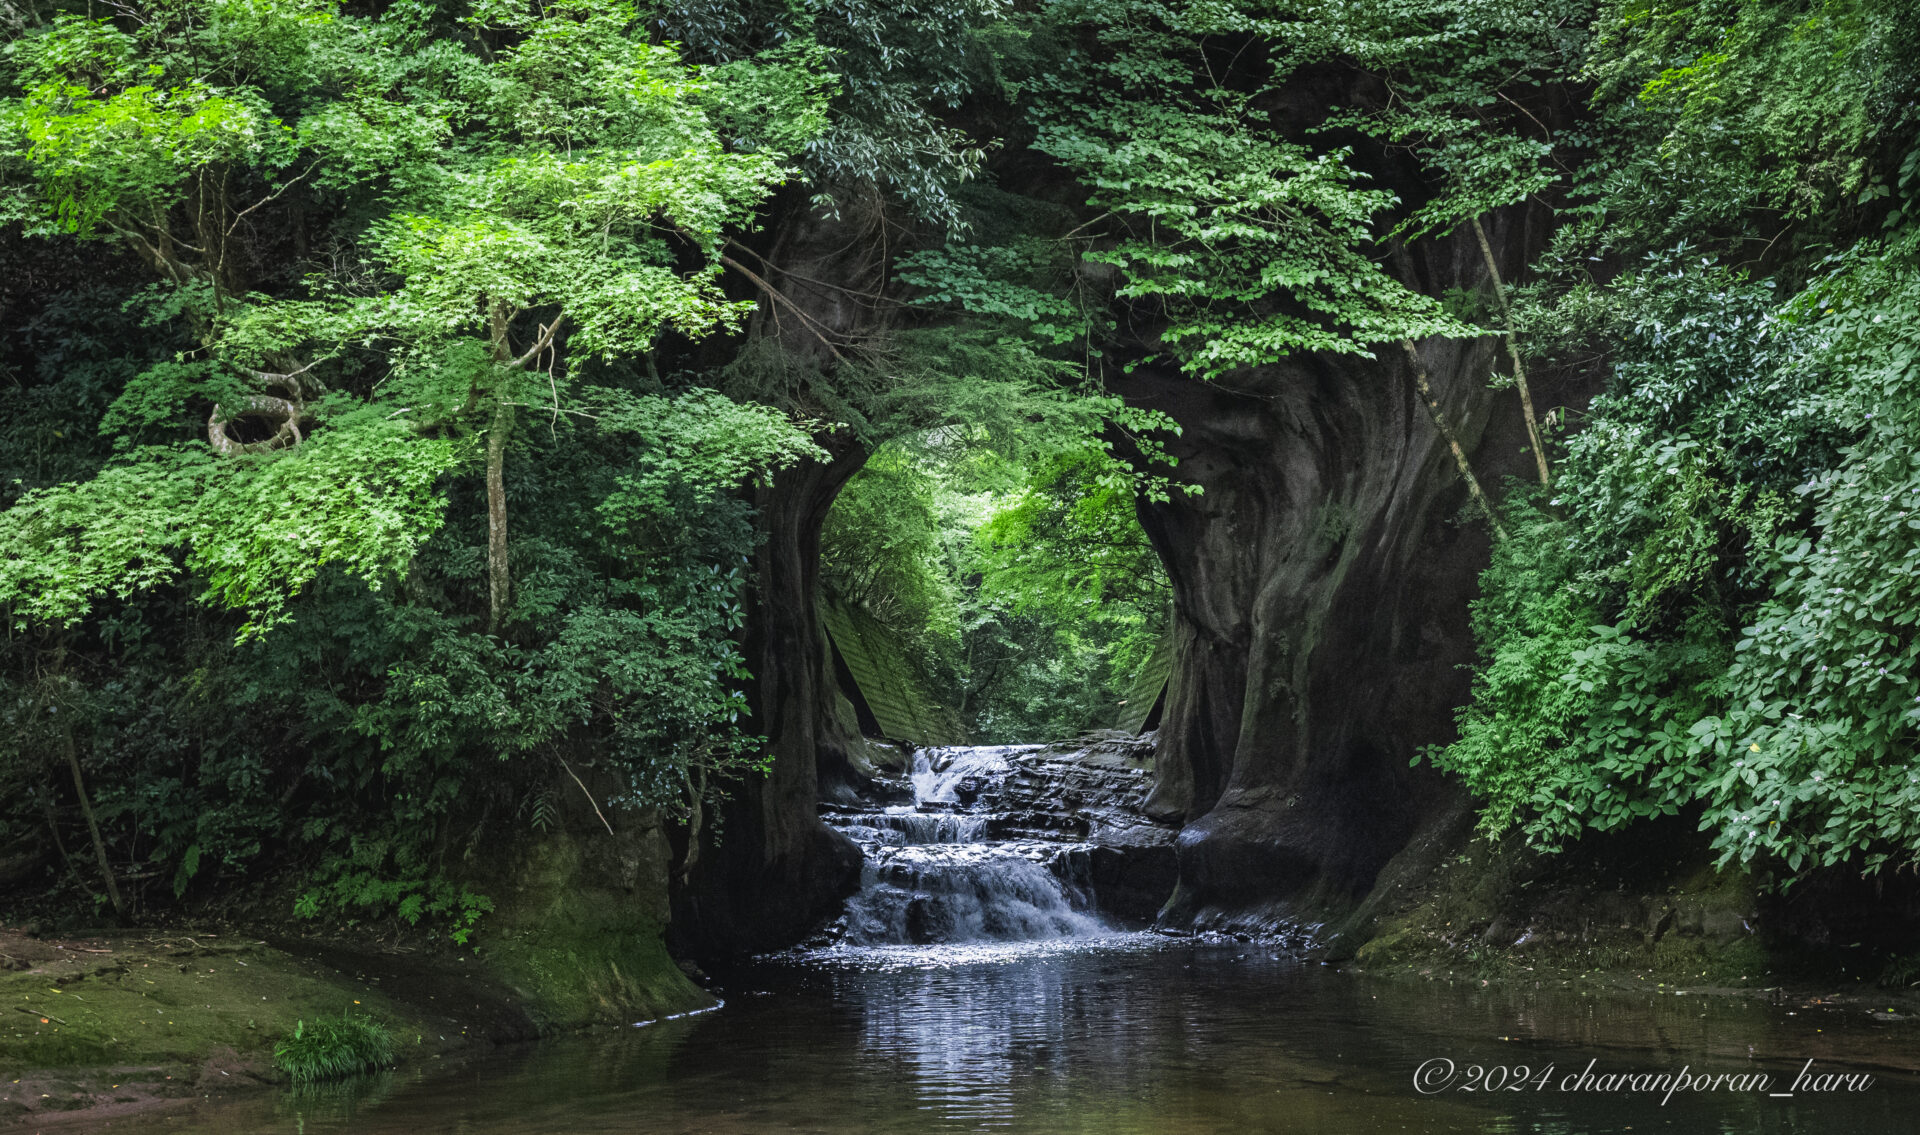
[1114, 211, 1573, 933]
[668, 193, 884, 957]
[675, 114, 1580, 953]
[669, 435, 867, 957]
[987, 737, 1181, 920]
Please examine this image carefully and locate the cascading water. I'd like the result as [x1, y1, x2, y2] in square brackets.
[825, 745, 1109, 947]
[908, 746, 1020, 805]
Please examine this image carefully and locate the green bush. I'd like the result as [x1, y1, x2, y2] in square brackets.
[273, 1012, 396, 1084]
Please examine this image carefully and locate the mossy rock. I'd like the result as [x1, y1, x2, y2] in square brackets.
[0, 937, 439, 1081]
[1353, 925, 1425, 967]
[469, 807, 710, 1029]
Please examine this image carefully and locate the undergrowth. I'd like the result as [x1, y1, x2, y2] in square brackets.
[273, 1012, 396, 1083]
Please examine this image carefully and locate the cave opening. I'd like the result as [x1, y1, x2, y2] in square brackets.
[816, 431, 1173, 749]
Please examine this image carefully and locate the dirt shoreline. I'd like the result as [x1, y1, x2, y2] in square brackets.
[0, 921, 707, 1128]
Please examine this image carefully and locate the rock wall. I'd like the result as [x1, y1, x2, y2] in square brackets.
[994, 735, 1181, 922]
[671, 437, 866, 956]
[669, 192, 887, 955]
[476, 789, 714, 1030]
[677, 94, 1584, 951]
[1115, 208, 1571, 932]
[821, 734, 1181, 926]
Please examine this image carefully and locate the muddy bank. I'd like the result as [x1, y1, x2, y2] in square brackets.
[1295, 812, 1920, 1039]
[0, 796, 711, 1127]
[0, 918, 710, 1128]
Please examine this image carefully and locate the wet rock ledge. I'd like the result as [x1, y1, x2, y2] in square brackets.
[830, 732, 1181, 923]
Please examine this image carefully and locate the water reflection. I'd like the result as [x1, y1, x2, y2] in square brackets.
[57, 940, 1920, 1135]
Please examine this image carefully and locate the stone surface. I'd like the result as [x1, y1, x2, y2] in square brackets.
[1103, 158, 1592, 933]
[841, 734, 1182, 923]
[668, 191, 885, 957]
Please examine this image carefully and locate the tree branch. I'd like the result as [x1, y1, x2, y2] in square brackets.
[225, 164, 315, 238]
[719, 254, 850, 365]
[507, 312, 565, 370]
[1400, 338, 1507, 540]
[1471, 215, 1551, 487]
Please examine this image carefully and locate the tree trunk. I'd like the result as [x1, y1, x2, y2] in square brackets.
[61, 719, 124, 919]
[1472, 215, 1551, 487]
[486, 299, 516, 633]
[486, 391, 514, 633]
[1401, 338, 1506, 540]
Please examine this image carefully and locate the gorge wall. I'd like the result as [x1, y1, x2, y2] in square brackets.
[1114, 209, 1563, 931]
[668, 192, 882, 955]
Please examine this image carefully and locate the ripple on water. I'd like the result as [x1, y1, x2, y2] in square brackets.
[785, 930, 1173, 972]
[96, 940, 1920, 1135]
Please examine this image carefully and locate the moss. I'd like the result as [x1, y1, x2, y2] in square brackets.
[0, 796, 711, 1128]
[1337, 819, 1791, 989]
[479, 912, 706, 1030]
[1352, 925, 1421, 966]
[0, 937, 439, 1081]
[470, 819, 711, 1030]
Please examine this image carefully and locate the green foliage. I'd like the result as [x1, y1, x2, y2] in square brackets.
[0, 0, 838, 935]
[0, 0, 830, 631]
[292, 838, 493, 946]
[965, 446, 1170, 739]
[897, 242, 1104, 349]
[273, 1011, 395, 1083]
[975, 448, 1165, 618]
[1285, 0, 1591, 235]
[659, 0, 995, 230]
[0, 281, 173, 505]
[1022, 0, 1479, 378]
[0, 420, 463, 637]
[823, 446, 960, 645]
[1704, 240, 1920, 875]
[822, 438, 1169, 743]
[6, 0, 1909, 940]
[1428, 0, 1920, 881]
[1591, 0, 1900, 228]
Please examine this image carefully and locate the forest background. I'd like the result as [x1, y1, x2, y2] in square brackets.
[0, 0, 1915, 940]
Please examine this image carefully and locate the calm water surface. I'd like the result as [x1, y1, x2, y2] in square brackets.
[72, 935, 1920, 1134]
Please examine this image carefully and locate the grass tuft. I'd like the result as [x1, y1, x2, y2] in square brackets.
[272, 1011, 396, 1083]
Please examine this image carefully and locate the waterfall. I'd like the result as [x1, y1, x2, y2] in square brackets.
[825, 745, 1108, 947]
[907, 745, 1034, 805]
[838, 812, 993, 846]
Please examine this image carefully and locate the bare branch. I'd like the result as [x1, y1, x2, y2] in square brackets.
[207, 394, 303, 456]
[225, 164, 315, 238]
[724, 237, 895, 305]
[1471, 215, 1551, 487]
[719, 254, 850, 364]
[248, 358, 321, 399]
[1400, 338, 1507, 540]
[507, 312, 565, 370]
[555, 755, 615, 837]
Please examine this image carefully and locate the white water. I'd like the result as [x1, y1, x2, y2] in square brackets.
[838, 810, 993, 846]
[828, 745, 1107, 947]
[842, 842, 1105, 946]
[908, 745, 1036, 804]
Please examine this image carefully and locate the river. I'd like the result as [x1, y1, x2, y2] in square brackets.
[57, 745, 1920, 1133]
